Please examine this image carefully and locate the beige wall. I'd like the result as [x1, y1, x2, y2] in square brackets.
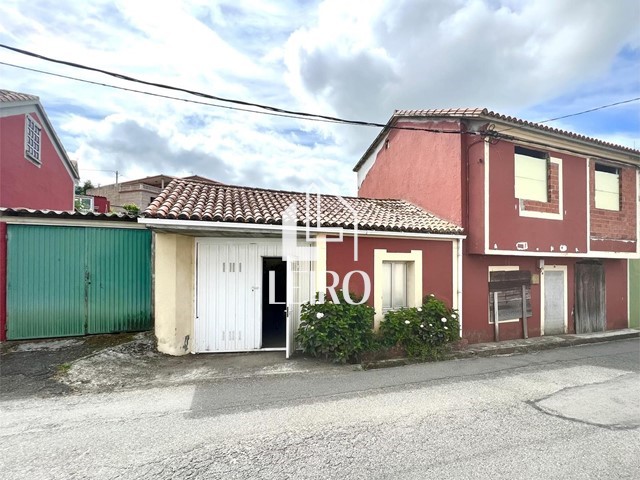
[87, 184, 161, 212]
[154, 233, 195, 355]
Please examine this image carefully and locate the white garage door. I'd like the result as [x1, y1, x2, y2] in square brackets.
[195, 239, 282, 353]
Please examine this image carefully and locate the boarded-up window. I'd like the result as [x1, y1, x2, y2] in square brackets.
[489, 270, 532, 323]
[514, 146, 548, 202]
[595, 163, 620, 211]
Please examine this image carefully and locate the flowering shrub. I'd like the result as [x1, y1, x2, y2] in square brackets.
[296, 290, 375, 363]
[378, 295, 460, 359]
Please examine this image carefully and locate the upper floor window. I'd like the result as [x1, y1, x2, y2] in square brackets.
[382, 261, 407, 311]
[594, 163, 620, 211]
[25, 115, 41, 164]
[514, 146, 548, 202]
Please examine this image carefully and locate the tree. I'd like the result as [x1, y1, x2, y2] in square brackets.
[75, 180, 95, 195]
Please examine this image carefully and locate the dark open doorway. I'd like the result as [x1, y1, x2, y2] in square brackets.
[262, 258, 287, 348]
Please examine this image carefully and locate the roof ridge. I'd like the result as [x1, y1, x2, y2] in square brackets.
[169, 178, 408, 202]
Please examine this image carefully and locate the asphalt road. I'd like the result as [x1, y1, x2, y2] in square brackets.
[1, 339, 639, 479]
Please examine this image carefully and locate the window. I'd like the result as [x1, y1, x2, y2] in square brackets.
[25, 115, 41, 163]
[514, 146, 548, 202]
[382, 262, 407, 311]
[594, 163, 620, 211]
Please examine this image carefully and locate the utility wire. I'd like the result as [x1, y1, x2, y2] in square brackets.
[1, 44, 638, 148]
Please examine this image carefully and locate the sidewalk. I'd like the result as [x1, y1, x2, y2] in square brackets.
[362, 328, 640, 369]
[2, 329, 638, 398]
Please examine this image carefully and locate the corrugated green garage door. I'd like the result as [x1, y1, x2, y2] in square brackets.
[7, 225, 152, 340]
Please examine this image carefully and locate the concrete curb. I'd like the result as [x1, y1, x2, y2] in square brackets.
[361, 330, 640, 370]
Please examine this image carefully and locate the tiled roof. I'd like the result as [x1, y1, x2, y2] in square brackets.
[355, 107, 640, 170]
[393, 108, 640, 154]
[0, 89, 39, 103]
[0, 207, 137, 222]
[144, 180, 463, 235]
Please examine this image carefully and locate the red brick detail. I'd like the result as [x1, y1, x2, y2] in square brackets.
[589, 161, 637, 241]
[522, 162, 560, 214]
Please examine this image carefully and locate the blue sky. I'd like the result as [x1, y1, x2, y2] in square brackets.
[0, 0, 638, 193]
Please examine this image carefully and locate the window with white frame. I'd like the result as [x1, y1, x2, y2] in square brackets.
[514, 146, 548, 202]
[594, 163, 620, 211]
[382, 262, 408, 311]
[25, 115, 41, 163]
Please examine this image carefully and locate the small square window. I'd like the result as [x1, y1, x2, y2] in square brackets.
[382, 262, 407, 311]
[514, 146, 548, 202]
[25, 115, 41, 164]
[594, 163, 620, 211]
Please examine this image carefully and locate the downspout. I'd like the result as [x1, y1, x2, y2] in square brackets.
[457, 237, 463, 338]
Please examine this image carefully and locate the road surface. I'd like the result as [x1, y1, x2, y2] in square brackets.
[1, 339, 639, 479]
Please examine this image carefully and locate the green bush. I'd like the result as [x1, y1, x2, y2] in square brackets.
[296, 290, 375, 363]
[378, 295, 460, 360]
[122, 203, 140, 216]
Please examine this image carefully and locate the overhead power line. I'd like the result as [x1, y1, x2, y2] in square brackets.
[0, 43, 638, 148]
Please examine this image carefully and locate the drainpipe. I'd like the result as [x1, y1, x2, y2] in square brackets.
[457, 237, 463, 337]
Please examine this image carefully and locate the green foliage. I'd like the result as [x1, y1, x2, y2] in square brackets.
[378, 295, 460, 360]
[296, 290, 375, 364]
[75, 180, 94, 195]
[122, 203, 140, 216]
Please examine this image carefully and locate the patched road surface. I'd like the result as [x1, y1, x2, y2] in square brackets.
[1, 339, 639, 479]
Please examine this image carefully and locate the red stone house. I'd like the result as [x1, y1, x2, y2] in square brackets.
[0, 89, 80, 341]
[355, 108, 639, 343]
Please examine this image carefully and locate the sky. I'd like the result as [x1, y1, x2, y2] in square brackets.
[0, 0, 638, 195]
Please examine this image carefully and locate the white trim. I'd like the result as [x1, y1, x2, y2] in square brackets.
[0, 216, 144, 229]
[1, 102, 79, 185]
[456, 237, 463, 337]
[138, 218, 466, 240]
[315, 234, 327, 294]
[373, 249, 423, 329]
[484, 248, 639, 259]
[518, 157, 564, 220]
[24, 113, 42, 166]
[540, 265, 568, 335]
[488, 265, 521, 323]
[356, 131, 390, 188]
[627, 259, 631, 328]
[484, 138, 490, 253]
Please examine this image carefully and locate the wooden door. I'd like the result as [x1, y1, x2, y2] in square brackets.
[575, 262, 605, 333]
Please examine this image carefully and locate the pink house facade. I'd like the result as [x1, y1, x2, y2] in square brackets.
[0, 89, 80, 341]
[356, 109, 639, 343]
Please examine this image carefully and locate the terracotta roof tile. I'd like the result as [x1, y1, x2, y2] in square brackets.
[144, 180, 463, 235]
[392, 108, 639, 154]
[0, 89, 39, 103]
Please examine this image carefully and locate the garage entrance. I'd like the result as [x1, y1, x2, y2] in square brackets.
[194, 238, 316, 356]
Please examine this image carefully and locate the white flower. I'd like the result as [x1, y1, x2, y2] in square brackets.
[404, 320, 410, 325]
[420, 324, 424, 328]
[316, 312, 324, 319]
[444, 326, 448, 330]
[429, 323, 433, 327]
[441, 317, 447, 323]
[310, 326, 315, 330]
[417, 307, 422, 312]
[429, 294, 435, 297]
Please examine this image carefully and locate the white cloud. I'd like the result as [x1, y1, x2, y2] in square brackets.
[0, 0, 637, 196]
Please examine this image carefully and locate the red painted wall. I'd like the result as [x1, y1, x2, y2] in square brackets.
[0, 112, 75, 210]
[488, 141, 588, 254]
[462, 255, 628, 343]
[92, 195, 110, 213]
[465, 136, 487, 254]
[358, 120, 465, 226]
[589, 161, 637, 253]
[326, 236, 454, 308]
